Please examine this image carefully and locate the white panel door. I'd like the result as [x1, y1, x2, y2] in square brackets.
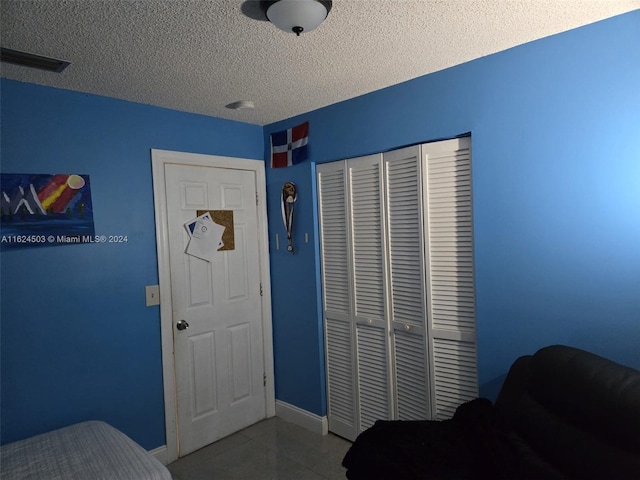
[165, 162, 265, 456]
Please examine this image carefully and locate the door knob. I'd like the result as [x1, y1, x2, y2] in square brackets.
[176, 320, 190, 331]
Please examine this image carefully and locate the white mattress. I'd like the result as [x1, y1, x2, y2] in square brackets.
[0, 421, 172, 480]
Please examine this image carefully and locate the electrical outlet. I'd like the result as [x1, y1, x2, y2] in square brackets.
[145, 285, 160, 306]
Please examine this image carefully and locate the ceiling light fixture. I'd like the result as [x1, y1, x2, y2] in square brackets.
[260, 0, 332, 36]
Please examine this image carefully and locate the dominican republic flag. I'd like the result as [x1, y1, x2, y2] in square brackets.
[270, 121, 309, 168]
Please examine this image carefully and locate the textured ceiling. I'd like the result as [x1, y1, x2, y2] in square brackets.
[1, 0, 638, 126]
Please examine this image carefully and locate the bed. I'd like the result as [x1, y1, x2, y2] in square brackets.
[0, 420, 173, 480]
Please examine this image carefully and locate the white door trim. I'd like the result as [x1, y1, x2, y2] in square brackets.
[151, 149, 275, 463]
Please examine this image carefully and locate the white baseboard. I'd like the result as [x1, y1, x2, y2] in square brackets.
[275, 400, 328, 436]
[149, 445, 169, 465]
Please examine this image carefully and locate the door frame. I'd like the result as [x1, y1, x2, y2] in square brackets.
[151, 149, 275, 463]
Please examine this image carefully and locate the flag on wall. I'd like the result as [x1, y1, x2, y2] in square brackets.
[270, 121, 309, 168]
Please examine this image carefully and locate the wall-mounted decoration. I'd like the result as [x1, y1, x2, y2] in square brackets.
[281, 182, 297, 253]
[270, 121, 309, 168]
[0, 173, 95, 249]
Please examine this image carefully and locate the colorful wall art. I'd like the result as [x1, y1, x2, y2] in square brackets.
[0, 173, 95, 248]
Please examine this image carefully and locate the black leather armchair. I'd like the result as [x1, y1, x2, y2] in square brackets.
[494, 345, 640, 479]
[342, 345, 640, 479]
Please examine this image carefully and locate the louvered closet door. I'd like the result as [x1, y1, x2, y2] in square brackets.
[383, 146, 431, 420]
[319, 139, 479, 441]
[317, 161, 357, 440]
[347, 154, 392, 432]
[423, 137, 478, 420]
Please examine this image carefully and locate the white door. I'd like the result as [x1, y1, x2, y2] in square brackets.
[422, 137, 478, 420]
[347, 154, 393, 433]
[152, 150, 274, 460]
[317, 161, 357, 440]
[383, 146, 431, 421]
[319, 138, 477, 441]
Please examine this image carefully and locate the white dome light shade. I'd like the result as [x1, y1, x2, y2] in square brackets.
[264, 0, 332, 36]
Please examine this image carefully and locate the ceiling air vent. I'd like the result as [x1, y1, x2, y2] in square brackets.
[1, 48, 70, 73]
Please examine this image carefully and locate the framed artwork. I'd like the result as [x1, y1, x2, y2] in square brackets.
[0, 173, 95, 248]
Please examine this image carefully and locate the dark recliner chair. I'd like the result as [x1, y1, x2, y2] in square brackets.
[342, 345, 640, 479]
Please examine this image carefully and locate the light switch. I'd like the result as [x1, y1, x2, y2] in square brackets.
[146, 285, 160, 306]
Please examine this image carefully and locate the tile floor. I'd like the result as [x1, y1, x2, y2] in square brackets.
[167, 417, 352, 480]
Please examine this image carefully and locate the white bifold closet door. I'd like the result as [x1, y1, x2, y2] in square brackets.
[423, 138, 478, 420]
[317, 137, 477, 442]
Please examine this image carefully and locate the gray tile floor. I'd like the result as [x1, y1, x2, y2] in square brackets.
[167, 417, 352, 480]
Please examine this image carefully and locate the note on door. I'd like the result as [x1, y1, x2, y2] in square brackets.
[197, 210, 235, 251]
[184, 212, 225, 262]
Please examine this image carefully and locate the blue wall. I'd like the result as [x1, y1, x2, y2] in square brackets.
[265, 10, 640, 412]
[2, 10, 639, 450]
[0, 80, 263, 449]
